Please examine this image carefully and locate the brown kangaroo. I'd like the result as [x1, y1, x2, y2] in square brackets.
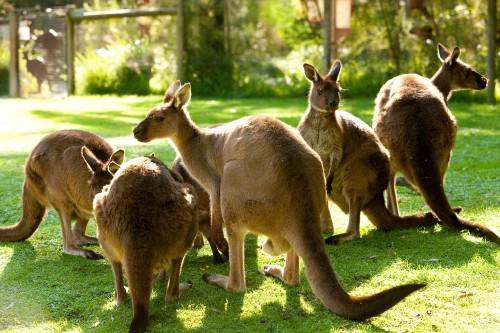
[298, 61, 439, 244]
[133, 81, 425, 321]
[91, 155, 198, 333]
[23, 51, 51, 93]
[373, 43, 500, 244]
[172, 155, 228, 263]
[0, 130, 124, 259]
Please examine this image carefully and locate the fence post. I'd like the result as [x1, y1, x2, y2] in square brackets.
[66, 7, 76, 95]
[9, 8, 19, 98]
[176, 0, 184, 82]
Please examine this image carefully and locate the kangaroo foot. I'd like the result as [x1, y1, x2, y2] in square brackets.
[263, 264, 299, 286]
[165, 281, 192, 302]
[63, 246, 103, 260]
[202, 273, 245, 292]
[324, 232, 359, 245]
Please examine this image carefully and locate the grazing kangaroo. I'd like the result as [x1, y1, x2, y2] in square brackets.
[172, 156, 228, 263]
[92, 155, 198, 333]
[0, 130, 124, 259]
[373, 43, 500, 244]
[133, 81, 424, 321]
[23, 51, 51, 93]
[298, 61, 439, 244]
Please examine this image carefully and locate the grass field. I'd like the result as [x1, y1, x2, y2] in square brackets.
[0, 95, 499, 333]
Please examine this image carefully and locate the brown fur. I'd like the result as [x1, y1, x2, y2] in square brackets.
[373, 43, 499, 244]
[132, 81, 425, 321]
[298, 62, 439, 244]
[172, 155, 228, 263]
[0, 130, 124, 259]
[92, 155, 198, 333]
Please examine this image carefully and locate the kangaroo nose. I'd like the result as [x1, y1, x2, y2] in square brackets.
[133, 126, 142, 137]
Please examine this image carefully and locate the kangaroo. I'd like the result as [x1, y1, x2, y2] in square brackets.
[373, 43, 500, 244]
[298, 61, 439, 244]
[23, 51, 51, 93]
[172, 156, 228, 263]
[132, 81, 425, 321]
[0, 130, 124, 259]
[91, 155, 198, 333]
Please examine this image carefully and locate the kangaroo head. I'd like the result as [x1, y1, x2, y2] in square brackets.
[133, 81, 191, 142]
[437, 43, 487, 91]
[82, 147, 125, 195]
[303, 61, 342, 112]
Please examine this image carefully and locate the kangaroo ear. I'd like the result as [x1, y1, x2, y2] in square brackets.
[437, 43, 451, 62]
[328, 60, 342, 82]
[110, 149, 125, 166]
[107, 161, 120, 176]
[303, 63, 321, 83]
[449, 47, 461, 64]
[163, 80, 182, 103]
[173, 83, 191, 110]
[81, 146, 101, 174]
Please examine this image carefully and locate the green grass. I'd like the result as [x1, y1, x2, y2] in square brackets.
[0, 95, 499, 333]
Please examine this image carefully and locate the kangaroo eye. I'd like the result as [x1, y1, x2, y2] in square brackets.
[317, 89, 323, 96]
[153, 116, 164, 122]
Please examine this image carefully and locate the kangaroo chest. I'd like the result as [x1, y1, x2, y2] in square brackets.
[298, 112, 344, 167]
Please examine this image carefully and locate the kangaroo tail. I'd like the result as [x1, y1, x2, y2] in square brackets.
[415, 168, 500, 245]
[0, 182, 46, 241]
[363, 194, 439, 230]
[295, 227, 425, 320]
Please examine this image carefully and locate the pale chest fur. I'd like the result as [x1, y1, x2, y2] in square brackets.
[298, 110, 344, 171]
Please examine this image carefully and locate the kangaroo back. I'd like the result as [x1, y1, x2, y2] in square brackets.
[93, 155, 198, 333]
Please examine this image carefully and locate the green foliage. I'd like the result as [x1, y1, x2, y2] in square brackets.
[0, 40, 8, 95]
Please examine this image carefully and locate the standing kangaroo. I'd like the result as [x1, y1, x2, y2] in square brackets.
[373, 43, 500, 244]
[133, 81, 424, 321]
[23, 51, 51, 93]
[92, 155, 198, 333]
[172, 156, 228, 263]
[298, 61, 439, 244]
[0, 130, 124, 259]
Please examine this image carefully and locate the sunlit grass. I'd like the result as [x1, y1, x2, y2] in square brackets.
[0, 95, 498, 332]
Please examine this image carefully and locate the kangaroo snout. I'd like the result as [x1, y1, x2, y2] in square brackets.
[477, 75, 488, 90]
[133, 124, 147, 142]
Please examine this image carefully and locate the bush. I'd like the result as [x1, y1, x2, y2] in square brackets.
[0, 41, 9, 95]
[76, 39, 154, 95]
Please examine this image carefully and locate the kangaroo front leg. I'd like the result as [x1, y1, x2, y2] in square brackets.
[203, 224, 246, 292]
[263, 250, 300, 286]
[325, 198, 362, 244]
[210, 195, 229, 258]
[386, 171, 400, 216]
[111, 260, 127, 306]
[166, 257, 191, 302]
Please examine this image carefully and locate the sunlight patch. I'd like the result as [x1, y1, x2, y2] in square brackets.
[176, 304, 205, 329]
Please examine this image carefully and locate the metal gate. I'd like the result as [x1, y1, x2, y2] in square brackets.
[17, 8, 68, 97]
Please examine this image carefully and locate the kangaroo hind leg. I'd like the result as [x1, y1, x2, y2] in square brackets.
[325, 197, 362, 244]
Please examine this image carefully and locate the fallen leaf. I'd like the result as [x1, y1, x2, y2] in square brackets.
[429, 258, 440, 262]
[397, 261, 411, 266]
[457, 292, 474, 299]
[200, 265, 210, 271]
[2, 303, 14, 311]
[212, 307, 221, 313]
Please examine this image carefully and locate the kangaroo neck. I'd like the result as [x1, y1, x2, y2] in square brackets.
[430, 67, 452, 103]
[170, 112, 203, 154]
